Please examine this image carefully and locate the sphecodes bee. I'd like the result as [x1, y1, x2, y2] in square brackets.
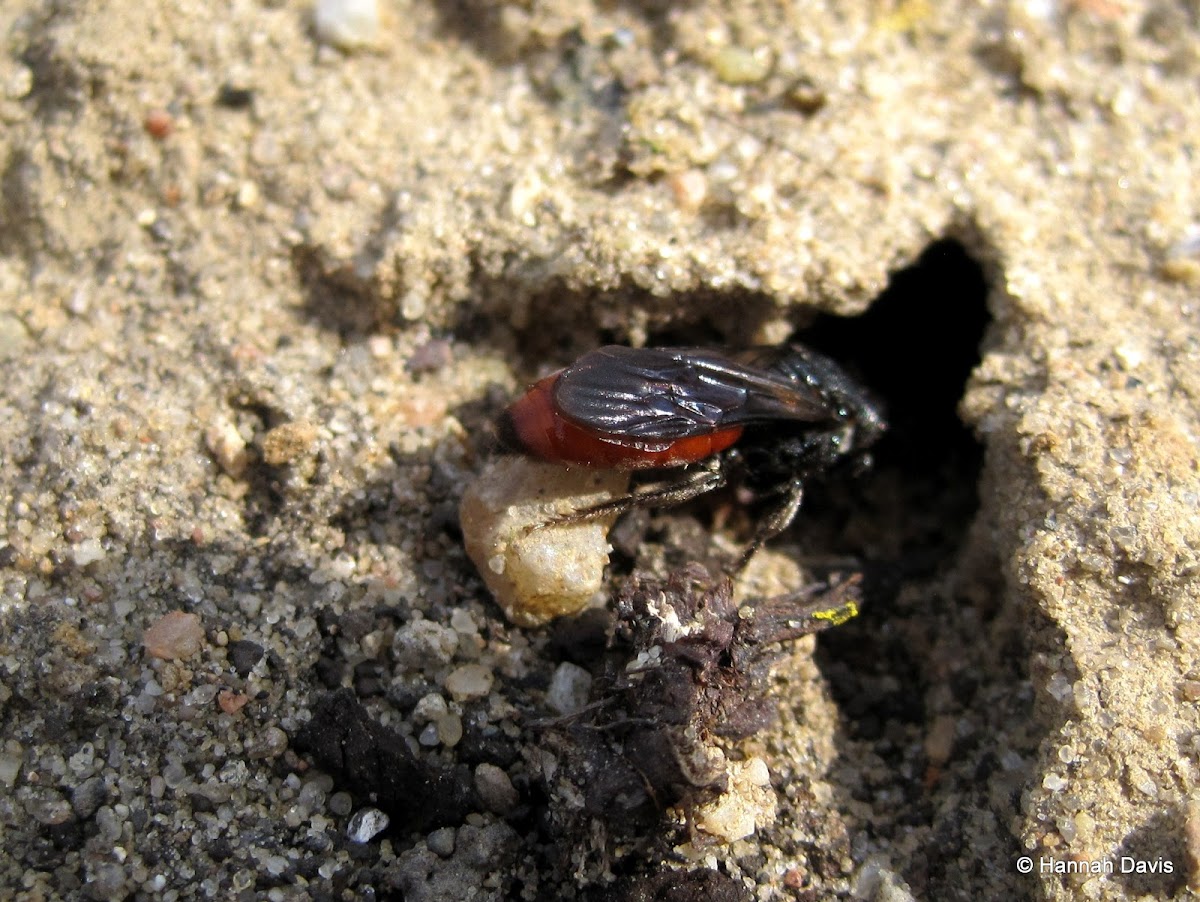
[497, 344, 886, 568]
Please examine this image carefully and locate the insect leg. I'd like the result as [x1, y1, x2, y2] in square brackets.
[730, 477, 805, 572]
[537, 460, 728, 530]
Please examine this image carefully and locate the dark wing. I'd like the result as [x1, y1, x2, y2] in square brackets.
[551, 346, 836, 440]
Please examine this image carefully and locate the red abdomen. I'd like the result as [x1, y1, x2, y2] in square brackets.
[501, 374, 742, 470]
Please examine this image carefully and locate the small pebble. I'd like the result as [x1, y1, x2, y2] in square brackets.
[427, 826, 456, 857]
[545, 662, 592, 716]
[143, 611, 205, 661]
[71, 539, 105, 567]
[449, 608, 477, 635]
[71, 777, 108, 819]
[695, 757, 776, 841]
[418, 723, 440, 746]
[216, 84, 254, 109]
[226, 639, 264, 677]
[1042, 773, 1068, 792]
[445, 664, 494, 701]
[744, 757, 771, 786]
[412, 692, 449, 724]
[217, 689, 250, 715]
[298, 778, 330, 810]
[246, 726, 288, 760]
[84, 863, 130, 901]
[853, 858, 917, 902]
[205, 419, 250, 478]
[27, 789, 73, 825]
[346, 807, 390, 843]
[144, 108, 173, 139]
[367, 334, 392, 358]
[668, 170, 707, 214]
[263, 855, 289, 877]
[162, 762, 188, 789]
[473, 763, 519, 815]
[459, 457, 629, 627]
[394, 620, 459, 670]
[711, 46, 772, 84]
[65, 288, 89, 316]
[787, 75, 827, 114]
[400, 289, 427, 321]
[235, 180, 260, 210]
[328, 791, 353, 816]
[435, 713, 463, 747]
[313, 0, 381, 51]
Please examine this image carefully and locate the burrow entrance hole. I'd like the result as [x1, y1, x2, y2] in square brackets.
[805, 240, 1035, 898]
[627, 237, 1025, 896]
[502, 238, 1033, 897]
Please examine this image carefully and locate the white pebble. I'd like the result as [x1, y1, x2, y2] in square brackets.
[445, 664, 493, 701]
[695, 758, 776, 842]
[346, 807, 389, 843]
[545, 662, 592, 716]
[393, 620, 459, 670]
[459, 457, 629, 627]
[412, 693, 448, 724]
[71, 539, 106, 567]
[1042, 773, 1068, 792]
[313, 0, 381, 51]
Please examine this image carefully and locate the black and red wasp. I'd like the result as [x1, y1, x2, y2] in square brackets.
[497, 343, 886, 568]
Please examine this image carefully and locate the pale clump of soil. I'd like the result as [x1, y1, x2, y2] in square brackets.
[0, 1, 1198, 900]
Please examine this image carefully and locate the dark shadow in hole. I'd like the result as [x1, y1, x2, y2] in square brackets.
[764, 239, 1052, 898]
[799, 238, 990, 664]
[802, 238, 991, 571]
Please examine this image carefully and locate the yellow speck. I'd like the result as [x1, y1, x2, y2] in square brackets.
[813, 601, 859, 627]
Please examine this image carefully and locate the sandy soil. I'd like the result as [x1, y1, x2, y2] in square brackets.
[1, 1, 1199, 899]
